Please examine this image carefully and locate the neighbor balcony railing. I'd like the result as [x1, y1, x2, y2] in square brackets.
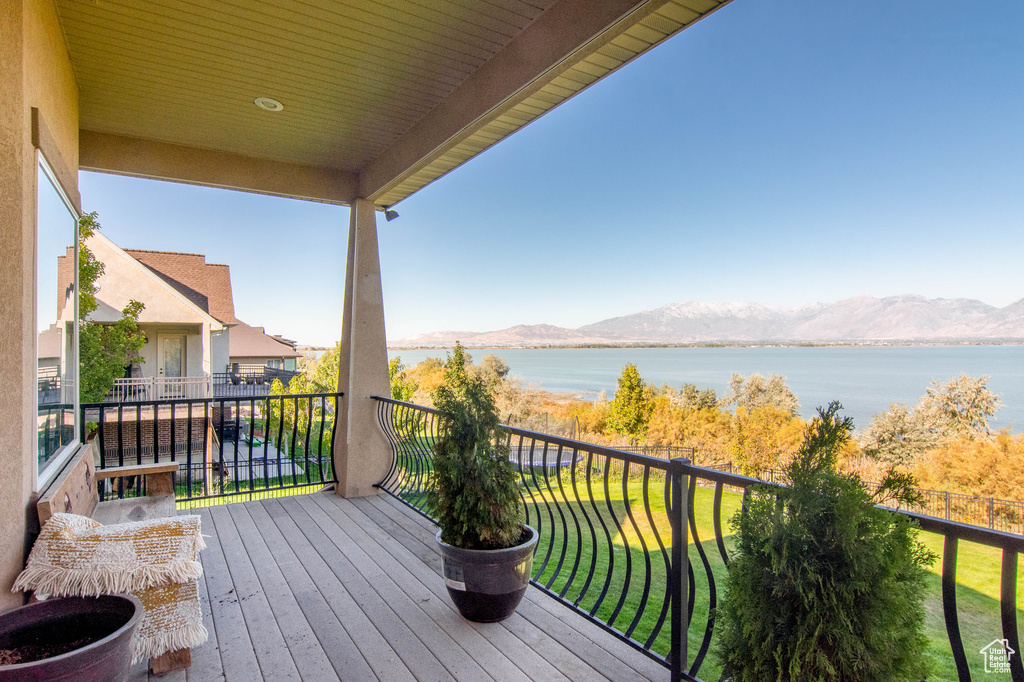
[373, 397, 1024, 682]
[82, 391, 341, 506]
[108, 376, 211, 402]
[212, 366, 302, 397]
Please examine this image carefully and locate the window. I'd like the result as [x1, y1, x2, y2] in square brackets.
[36, 153, 79, 487]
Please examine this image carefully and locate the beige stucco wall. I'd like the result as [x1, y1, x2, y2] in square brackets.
[0, 0, 80, 611]
[211, 328, 230, 375]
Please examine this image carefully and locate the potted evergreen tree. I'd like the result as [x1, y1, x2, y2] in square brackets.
[715, 402, 935, 682]
[429, 342, 537, 623]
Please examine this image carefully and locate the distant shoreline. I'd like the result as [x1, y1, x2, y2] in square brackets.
[386, 340, 1024, 352]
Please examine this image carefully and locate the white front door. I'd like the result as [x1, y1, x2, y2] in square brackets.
[158, 335, 186, 398]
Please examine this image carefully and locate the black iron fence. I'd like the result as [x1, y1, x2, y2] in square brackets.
[373, 397, 1024, 682]
[81, 392, 341, 506]
[708, 463, 1024, 534]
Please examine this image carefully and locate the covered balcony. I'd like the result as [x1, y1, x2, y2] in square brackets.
[3, 0, 1020, 680]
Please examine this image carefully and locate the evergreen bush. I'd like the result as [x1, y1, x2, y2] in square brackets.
[429, 342, 524, 550]
[716, 402, 935, 682]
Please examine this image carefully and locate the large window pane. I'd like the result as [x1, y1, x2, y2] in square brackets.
[36, 155, 78, 485]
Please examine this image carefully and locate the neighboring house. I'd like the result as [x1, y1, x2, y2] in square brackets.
[54, 231, 298, 400]
[229, 321, 300, 372]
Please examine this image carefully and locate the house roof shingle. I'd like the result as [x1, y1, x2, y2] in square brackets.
[123, 249, 238, 325]
[229, 321, 301, 359]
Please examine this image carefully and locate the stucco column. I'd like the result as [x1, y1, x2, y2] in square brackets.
[333, 198, 391, 497]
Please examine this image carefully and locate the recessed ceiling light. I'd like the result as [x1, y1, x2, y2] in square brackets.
[254, 97, 284, 112]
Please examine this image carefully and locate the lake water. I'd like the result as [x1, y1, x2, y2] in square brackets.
[387, 346, 1024, 433]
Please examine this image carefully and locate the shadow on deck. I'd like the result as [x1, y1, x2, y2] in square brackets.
[132, 491, 665, 681]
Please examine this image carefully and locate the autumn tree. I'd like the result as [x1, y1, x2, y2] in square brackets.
[388, 356, 418, 401]
[860, 403, 936, 468]
[862, 375, 1001, 469]
[471, 354, 510, 391]
[77, 212, 147, 403]
[918, 374, 1000, 440]
[724, 372, 799, 416]
[680, 383, 718, 411]
[607, 363, 654, 445]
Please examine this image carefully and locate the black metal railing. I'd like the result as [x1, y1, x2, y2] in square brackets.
[212, 366, 302, 397]
[373, 397, 1023, 682]
[82, 392, 341, 506]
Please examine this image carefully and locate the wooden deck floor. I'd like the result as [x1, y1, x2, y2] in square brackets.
[131, 490, 667, 681]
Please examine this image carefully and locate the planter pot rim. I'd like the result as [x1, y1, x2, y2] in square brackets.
[0, 594, 143, 670]
[435, 525, 538, 555]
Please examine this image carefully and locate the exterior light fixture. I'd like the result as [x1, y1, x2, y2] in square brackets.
[253, 97, 284, 112]
[384, 209, 399, 222]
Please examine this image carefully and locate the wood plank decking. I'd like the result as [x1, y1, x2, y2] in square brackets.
[132, 490, 667, 681]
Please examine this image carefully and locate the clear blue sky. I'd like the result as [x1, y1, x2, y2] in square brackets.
[80, 0, 1024, 347]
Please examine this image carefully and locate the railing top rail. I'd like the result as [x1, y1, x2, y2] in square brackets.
[372, 395, 439, 414]
[681, 462, 770, 490]
[83, 391, 344, 409]
[371, 396, 672, 471]
[503, 424, 673, 470]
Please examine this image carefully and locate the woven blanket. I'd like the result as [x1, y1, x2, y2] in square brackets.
[133, 580, 206, 661]
[13, 512, 208, 662]
[13, 513, 205, 596]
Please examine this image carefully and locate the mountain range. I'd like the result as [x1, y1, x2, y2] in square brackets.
[390, 295, 1024, 348]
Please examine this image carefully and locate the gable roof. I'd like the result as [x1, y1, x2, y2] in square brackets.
[124, 249, 238, 325]
[229, 321, 301, 359]
[56, 233, 224, 329]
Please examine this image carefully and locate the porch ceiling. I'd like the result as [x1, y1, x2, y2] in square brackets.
[59, 0, 730, 208]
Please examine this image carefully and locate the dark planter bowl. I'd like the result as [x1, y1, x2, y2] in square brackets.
[0, 594, 143, 682]
[437, 525, 538, 623]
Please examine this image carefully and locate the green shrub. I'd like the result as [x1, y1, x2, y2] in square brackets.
[428, 342, 523, 550]
[716, 402, 935, 682]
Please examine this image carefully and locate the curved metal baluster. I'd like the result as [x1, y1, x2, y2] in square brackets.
[544, 444, 574, 591]
[586, 453, 616, 617]
[532, 441, 560, 580]
[687, 475, 716, 678]
[316, 395, 327, 482]
[622, 462, 654, 640]
[397, 404, 413, 498]
[942, 536, 971, 681]
[572, 449, 600, 607]
[1000, 550, 1024, 681]
[558, 445, 586, 601]
[328, 395, 338, 481]
[641, 466, 672, 650]
[398, 404, 421, 505]
[377, 400, 401, 490]
[513, 433, 532, 528]
[713, 481, 730, 566]
[417, 407, 435, 512]
[605, 460, 635, 628]
[416, 406, 433, 510]
[303, 396, 313, 485]
[688, 558, 696, 625]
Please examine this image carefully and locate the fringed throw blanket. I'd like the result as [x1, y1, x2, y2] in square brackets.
[13, 512, 208, 662]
